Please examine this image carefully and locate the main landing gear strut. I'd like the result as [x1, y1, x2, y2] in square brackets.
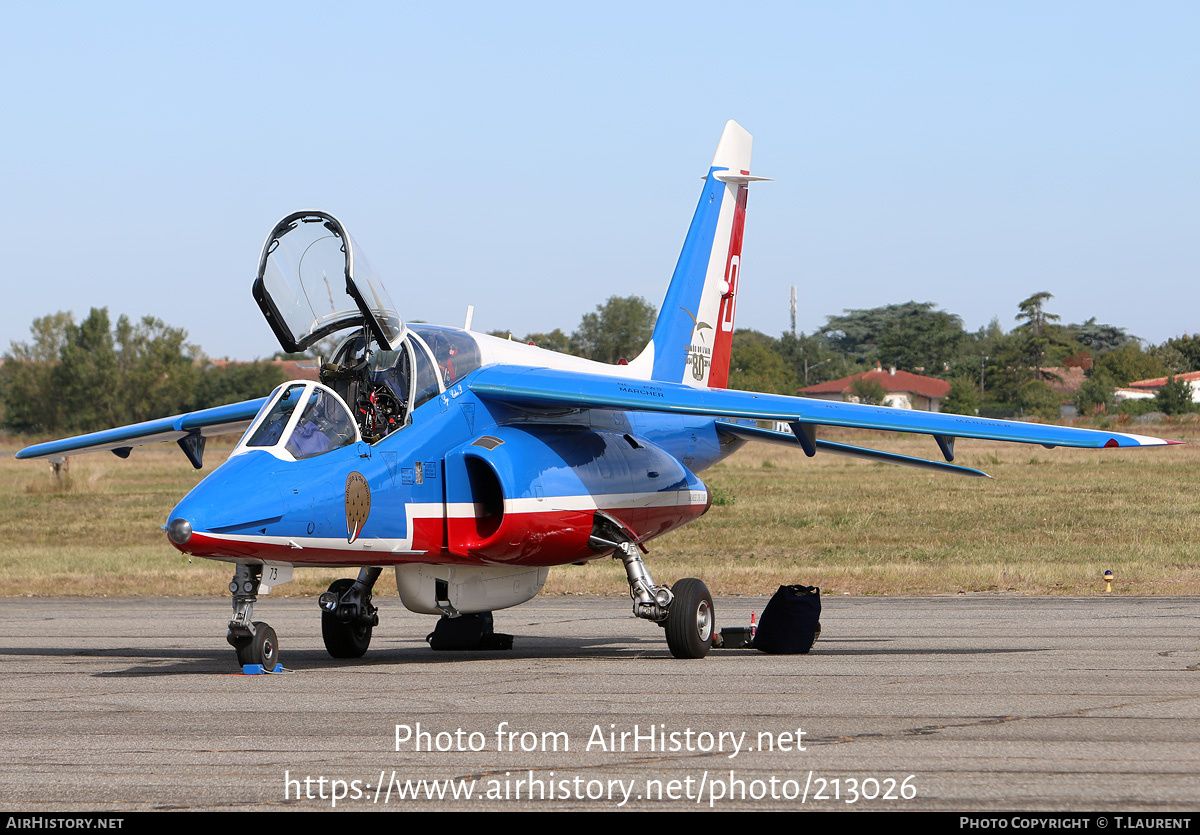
[318, 567, 381, 658]
[226, 563, 279, 669]
[615, 541, 714, 659]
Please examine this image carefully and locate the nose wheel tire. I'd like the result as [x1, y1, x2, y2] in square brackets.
[322, 578, 373, 658]
[665, 578, 714, 659]
[235, 622, 279, 669]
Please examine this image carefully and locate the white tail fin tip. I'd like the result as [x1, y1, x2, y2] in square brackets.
[711, 120, 753, 172]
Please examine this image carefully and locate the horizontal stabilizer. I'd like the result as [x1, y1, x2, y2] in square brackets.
[712, 172, 773, 184]
[469, 365, 1175, 449]
[715, 421, 991, 477]
[15, 397, 268, 464]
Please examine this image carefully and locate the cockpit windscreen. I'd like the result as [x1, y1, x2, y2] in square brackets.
[241, 383, 359, 460]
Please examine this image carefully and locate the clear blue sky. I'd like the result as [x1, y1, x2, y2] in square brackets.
[2, 1, 1196, 360]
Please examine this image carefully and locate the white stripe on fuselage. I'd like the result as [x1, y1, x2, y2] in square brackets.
[472, 332, 655, 379]
[446, 489, 707, 517]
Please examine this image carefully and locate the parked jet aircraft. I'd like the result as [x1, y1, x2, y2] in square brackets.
[17, 121, 1174, 669]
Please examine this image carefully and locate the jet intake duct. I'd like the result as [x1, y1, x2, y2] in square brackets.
[443, 426, 710, 566]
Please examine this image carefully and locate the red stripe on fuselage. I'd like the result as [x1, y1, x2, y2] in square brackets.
[171, 501, 708, 568]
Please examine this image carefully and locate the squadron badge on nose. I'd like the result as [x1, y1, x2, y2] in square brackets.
[345, 472, 371, 543]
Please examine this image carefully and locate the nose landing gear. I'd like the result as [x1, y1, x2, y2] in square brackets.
[226, 564, 281, 670]
[235, 622, 278, 669]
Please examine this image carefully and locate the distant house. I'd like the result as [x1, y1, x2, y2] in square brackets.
[799, 366, 951, 412]
[1116, 370, 1200, 404]
[272, 359, 321, 381]
[203, 358, 321, 381]
[1039, 366, 1088, 417]
[1041, 367, 1087, 399]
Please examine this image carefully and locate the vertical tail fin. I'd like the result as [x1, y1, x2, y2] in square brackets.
[634, 120, 769, 388]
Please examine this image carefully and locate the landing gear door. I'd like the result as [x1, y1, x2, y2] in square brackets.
[253, 210, 404, 354]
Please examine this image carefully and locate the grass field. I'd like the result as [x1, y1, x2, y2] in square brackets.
[2, 420, 1197, 598]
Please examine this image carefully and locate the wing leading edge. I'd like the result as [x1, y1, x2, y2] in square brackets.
[469, 365, 1176, 453]
[15, 397, 269, 467]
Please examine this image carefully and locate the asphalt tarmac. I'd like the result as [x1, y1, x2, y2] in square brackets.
[1, 594, 1197, 811]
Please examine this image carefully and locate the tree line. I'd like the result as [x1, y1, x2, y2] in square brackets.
[500, 292, 1200, 421]
[1, 309, 285, 435]
[4, 293, 1197, 436]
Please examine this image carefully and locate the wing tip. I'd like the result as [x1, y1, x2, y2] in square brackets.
[1105, 432, 1182, 448]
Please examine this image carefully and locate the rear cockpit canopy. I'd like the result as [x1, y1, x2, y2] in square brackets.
[410, 324, 482, 387]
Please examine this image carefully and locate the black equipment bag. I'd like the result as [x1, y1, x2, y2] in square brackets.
[426, 612, 514, 651]
[754, 585, 821, 654]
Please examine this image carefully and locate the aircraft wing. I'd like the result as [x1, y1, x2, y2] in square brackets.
[14, 397, 268, 467]
[469, 365, 1175, 456]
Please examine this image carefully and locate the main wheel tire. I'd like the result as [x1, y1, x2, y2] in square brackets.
[665, 578, 714, 659]
[322, 579, 373, 658]
[235, 622, 279, 669]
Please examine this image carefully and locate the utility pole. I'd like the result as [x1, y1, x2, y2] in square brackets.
[789, 286, 797, 337]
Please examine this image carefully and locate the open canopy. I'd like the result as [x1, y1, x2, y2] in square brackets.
[252, 210, 403, 353]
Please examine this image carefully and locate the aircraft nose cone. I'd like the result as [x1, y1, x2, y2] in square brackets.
[166, 518, 193, 545]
